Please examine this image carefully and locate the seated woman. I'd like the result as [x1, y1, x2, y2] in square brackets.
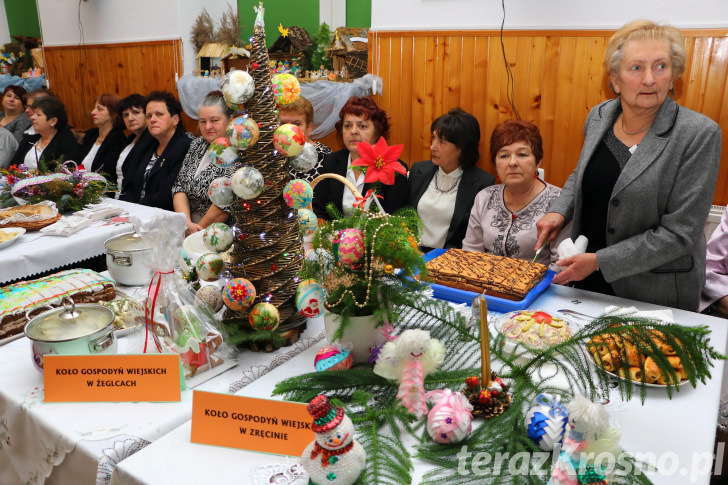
[11, 96, 81, 169]
[700, 210, 728, 317]
[279, 95, 331, 182]
[462, 119, 567, 269]
[0, 86, 31, 142]
[114, 94, 149, 197]
[172, 91, 234, 234]
[312, 96, 409, 220]
[409, 108, 495, 252]
[80, 93, 127, 177]
[120, 91, 191, 211]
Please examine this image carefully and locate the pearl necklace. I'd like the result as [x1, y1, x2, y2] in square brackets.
[433, 171, 462, 193]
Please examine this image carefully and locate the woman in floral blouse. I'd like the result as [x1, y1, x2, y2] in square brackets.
[172, 91, 234, 234]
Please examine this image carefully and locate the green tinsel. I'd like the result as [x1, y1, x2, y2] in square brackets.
[273, 294, 725, 484]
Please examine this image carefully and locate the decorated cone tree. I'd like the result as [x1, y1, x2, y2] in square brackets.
[223, 3, 305, 347]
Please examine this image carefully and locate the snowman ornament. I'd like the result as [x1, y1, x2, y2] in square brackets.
[302, 395, 366, 485]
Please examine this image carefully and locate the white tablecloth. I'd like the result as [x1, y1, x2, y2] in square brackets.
[111, 285, 728, 485]
[0, 199, 186, 284]
[0, 314, 325, 485]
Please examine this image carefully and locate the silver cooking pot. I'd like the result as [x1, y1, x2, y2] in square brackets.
[24, 297, 117, 372]
[105, 232, 154, 286]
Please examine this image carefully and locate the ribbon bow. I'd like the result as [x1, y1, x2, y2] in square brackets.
[352, 189, 382, 209]
[534, 393, 569, 418]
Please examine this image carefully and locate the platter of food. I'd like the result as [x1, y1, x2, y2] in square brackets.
[0, 227, 25, 249]
[423, 248, 555, 312]
[103, 297, 146, 337]
[493, 309, 576, 354]
[586, 328, 689, 387]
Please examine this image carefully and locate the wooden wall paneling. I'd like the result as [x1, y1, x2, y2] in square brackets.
[446, 35, 463, 114]
[398, 35, 415, 162]
[703, 38, 728, 204]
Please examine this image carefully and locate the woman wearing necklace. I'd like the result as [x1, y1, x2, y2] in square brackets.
[11, 96, 81, 170]
[536, 20, 721, 311]
[409, 108, 494, 252]
[462, 119, 567, 270]
[79, 93, 127, 177]
[0, 86, 31, 142]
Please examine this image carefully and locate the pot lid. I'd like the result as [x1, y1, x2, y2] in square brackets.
[25, 298, 115, 342]
[105, 232, 153, 252]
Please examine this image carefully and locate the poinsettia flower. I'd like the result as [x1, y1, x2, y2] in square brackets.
[351, 137, 405, 185]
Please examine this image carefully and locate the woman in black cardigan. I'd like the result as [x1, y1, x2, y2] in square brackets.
[312, 96, 409, 220]
[12, 96, 81, 169]
[79, 93, 127, 177]
[120, 91, 191, 211]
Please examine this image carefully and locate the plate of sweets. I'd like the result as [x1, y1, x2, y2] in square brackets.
[493, 310, 575, 354]
[0, 227, 25, 249]
[586, 327, 689, 387]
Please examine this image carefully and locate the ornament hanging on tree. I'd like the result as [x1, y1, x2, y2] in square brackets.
[249, 302, 280, 331]
[221, 70, 255, 110]
[203, 222, 234, 253]
[425, 388, 474, 444]
[334, 228, 365, 266]
[195, 253, 225, 282]
[297, 208, 318, 235]
[524, 393, 569, 451]
[271, 72, 300, 106]
[301, 395, 366, 485]
[289, 142, 318, 172]
[295, 278, 324, 317]
[222, 277, 256, 311]
[209, 137, 239, 167]
[231, 166, 265, 199]
[195, 285, 224, 312]
[283, 179, 313, 209]
[273, 123, 305, 157]
[208, 177, 234, 208]
[227, 115, 260, 149]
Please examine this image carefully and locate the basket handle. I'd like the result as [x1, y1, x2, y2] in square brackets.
[307, 173, 386, 214]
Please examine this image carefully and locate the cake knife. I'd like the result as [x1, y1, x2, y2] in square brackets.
[531, 245, 543, 264]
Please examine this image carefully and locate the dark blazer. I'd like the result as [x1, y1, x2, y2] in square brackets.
[120, 126, 191, 211]
[409, 160, 495, 249]
[119, 130, 154, 188]
[312, 149, 410, 220]
[549, 96, 721, 311]
[11, 126, 82, 168]
[80, 127, 128, 177]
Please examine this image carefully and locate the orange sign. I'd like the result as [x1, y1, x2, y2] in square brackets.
[44, 354, 182, 402]
[190, 390, 314, 456]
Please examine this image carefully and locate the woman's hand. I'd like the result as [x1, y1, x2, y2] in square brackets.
[185, 220, 203, 235]
[535, 212, 565, 252]
[552, 253, 598, 285]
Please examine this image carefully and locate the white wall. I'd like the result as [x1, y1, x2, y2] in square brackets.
[372, 0, 728, 30]
[36, 0, 233, 76]
[0, 2, 10, 45]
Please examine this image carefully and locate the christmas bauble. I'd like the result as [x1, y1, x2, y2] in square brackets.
[178, 248, 197, 282]
[249, 302, 280, 331]
[335, 228, 365, 266]
[306, 248, 335, 276]
[314, 345, 353, 371]
[524, 393, 569, 451]
[426, 389, 473, 444]
[271, 73, 300, 106]
[222, 277, 256, 311]
[295, 279, 325, 318]
[273, 123, 305, 157]
[222, 278, 256, 311]
[227, 115, 260, 149]
[203, 222, 233, 253]
[208, 177, 234, 208]
[195, 285, 224, 312]
[231, 166, 264, 199]
[297, 208, 318, 235]
[289, 142, 317, 172]
[221, 70, 255, 110]
[195, 252, 225, 282]
[209, 137, 238, 167]
[282, 179, 313, 209]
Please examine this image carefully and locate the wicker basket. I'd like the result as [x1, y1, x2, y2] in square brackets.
[0, 213, 61, 231]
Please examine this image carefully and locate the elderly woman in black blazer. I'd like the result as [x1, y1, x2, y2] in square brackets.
[409, 108, 495, 252]
[312, 96, 409, 220]
[80, 93, 127, 177]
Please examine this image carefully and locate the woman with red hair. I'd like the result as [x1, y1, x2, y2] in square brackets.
[462, 119, 568, 269]
[312, 96, 409, 220]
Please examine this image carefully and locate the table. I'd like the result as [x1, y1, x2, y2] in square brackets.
[0, 312, 326, 485]
[111, 285, 728, 485]
[0, 199, 186, 284]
